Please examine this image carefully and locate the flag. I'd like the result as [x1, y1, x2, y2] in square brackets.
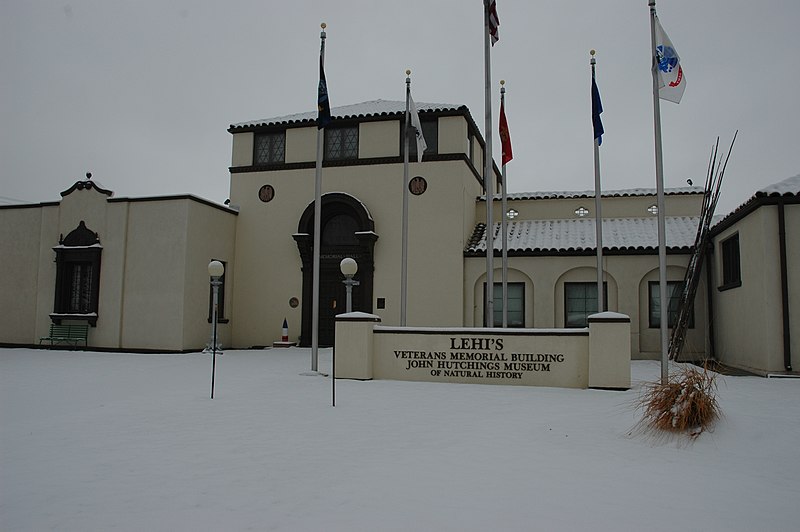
[499, 99, 513, 165]
[487, 0, 499, 45]
[654, 15, 686, 104]
[317, 53, 331, 128]
[409, 96, 427, 163]
[591, 75, 604, 146]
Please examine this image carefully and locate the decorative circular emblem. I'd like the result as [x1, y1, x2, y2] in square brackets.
[258, 184, 275, 203]
[289, 297, 299, 308]
[409, 176, 427, 196]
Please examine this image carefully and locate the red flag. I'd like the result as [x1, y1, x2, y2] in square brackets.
[487, 0, 499, 45]
[499, 99, 512, 165]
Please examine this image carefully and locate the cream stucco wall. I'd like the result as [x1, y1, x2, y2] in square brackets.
[787, 204, 800, 370]
[0, 206, 50, 344]
[463, 253, 700, 360]
[359, 121, 400, 159]
[0, 186, 236, 351]
[228, 151, 482, 348]
[712, 204, 797, 374]
[227, 113, 482, 348]
[286, 128, 317, 163]
[231, 132, 254, 167]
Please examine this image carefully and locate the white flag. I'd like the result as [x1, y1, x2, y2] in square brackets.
[409, 96, 427, 163]
[654, 15, 686, 104]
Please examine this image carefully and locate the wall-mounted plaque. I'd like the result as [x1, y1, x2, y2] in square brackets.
[409, 176, 427, 196]
[258, 184, 275, 203]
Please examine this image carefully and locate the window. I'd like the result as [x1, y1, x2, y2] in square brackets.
[253, 131, 285, 165]
[720, 233, 741, 289]
[325, 126, 358, 160]
[649, 281, 694, 328]
[53, 221, 102, 325]
[575, 206, 590, 217]
[66, 263, 95, 313]
[484, 282, 525, 327]
[402, 119, 438, 160]
[208, 261, 227, 323]
[564, 282, 607, 327]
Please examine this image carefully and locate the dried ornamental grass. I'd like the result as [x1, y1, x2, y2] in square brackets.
[635, 365, 721, 439]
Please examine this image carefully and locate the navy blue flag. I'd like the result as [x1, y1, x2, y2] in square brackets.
[591, 76, 604, 145]
[317, 54, 331, 129]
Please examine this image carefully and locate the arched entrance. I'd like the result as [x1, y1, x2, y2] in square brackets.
[294, 193, 377, 346]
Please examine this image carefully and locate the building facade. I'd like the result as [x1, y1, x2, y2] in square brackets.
[1, 100, 795, 374]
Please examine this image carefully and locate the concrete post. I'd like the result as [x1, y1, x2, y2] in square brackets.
[334, 312, 380, 380]
[588, 312, 631, 389]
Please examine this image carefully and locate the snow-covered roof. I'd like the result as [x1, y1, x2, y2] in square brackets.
[713, 173, 800, 232]
[230, 99, 465, 130]
[755, 173, 800, 198]
[465, 216, 701, 254]
[481, 186, 703, 201]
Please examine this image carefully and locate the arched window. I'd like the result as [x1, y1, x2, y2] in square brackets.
[52, 221, 102, 325]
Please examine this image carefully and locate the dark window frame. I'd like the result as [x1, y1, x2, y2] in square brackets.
[401, 118, 438, 160]
[648, 281, 694, 329]
[483, 282, 525, 327]
[253, 131, 286, 165]
[564, 281, 608, 328]
[324, 125, 359, 161]
[52, 221, 102, 326]
[719, 233, 742, 291]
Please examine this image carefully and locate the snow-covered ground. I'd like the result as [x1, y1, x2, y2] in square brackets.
[1, 347, 798, 531]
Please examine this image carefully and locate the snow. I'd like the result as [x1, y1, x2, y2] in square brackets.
[1, 347, 798, 531]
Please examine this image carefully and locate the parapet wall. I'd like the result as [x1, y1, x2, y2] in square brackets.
[335, 312, 631, 390]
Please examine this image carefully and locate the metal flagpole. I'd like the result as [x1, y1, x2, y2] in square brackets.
[591, 51, 605, 313]
[311, 23, 326, 373]
[648, 1, 669, 384]
[483, 0, 495, 327]
[500, 81, 508, 328]
[401, 70, 411, 326]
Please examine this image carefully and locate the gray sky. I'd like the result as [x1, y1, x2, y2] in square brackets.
[2, 0, 798, 214]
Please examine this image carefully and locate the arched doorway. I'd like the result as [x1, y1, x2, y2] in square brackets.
[294, 193, 377, 346]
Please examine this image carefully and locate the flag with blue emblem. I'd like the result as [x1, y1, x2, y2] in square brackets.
[591, 74, 604, 145]
[317, 52, 331, 128]
[654, 15, 686, 104]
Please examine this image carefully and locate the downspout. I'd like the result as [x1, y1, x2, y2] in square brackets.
[705, 241, 716, 360]
[777, 200, 792, 371]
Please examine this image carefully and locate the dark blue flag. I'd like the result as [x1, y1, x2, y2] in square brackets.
[317, 54, 331, 129]
[591, 76, 604, 146]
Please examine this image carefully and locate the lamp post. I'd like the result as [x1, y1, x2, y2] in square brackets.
[208, 260, 224, 399]
[340, 258, 359, 313]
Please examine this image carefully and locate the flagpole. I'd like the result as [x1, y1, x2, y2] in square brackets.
[648, 1, 669, 385]
[401, 70, 411, 326]
[500, 80, 508, 328]
[591, 51, 605, 313]
[311, 22, 326, 373]
[483, 0, 495, 327]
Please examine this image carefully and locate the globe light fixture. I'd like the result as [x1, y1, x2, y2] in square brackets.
[340, 258, 360, 313]
[208, 260, 224, 398]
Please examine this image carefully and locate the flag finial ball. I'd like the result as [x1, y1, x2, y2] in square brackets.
[406, 69, 411, 76]
[321, 22, 327, 29]
[590, 49, 596, 56]
[500, 79, 505, 86]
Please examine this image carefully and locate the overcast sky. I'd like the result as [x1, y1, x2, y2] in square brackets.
[2, 0, 798, 214]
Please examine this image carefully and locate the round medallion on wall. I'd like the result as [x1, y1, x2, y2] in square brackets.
[258, 184, 275, 203]
[409, 176, 427, 196]
[289, 297, 299, 308]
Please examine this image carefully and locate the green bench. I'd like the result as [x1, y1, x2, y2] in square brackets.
[39, 323, 89, 348]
